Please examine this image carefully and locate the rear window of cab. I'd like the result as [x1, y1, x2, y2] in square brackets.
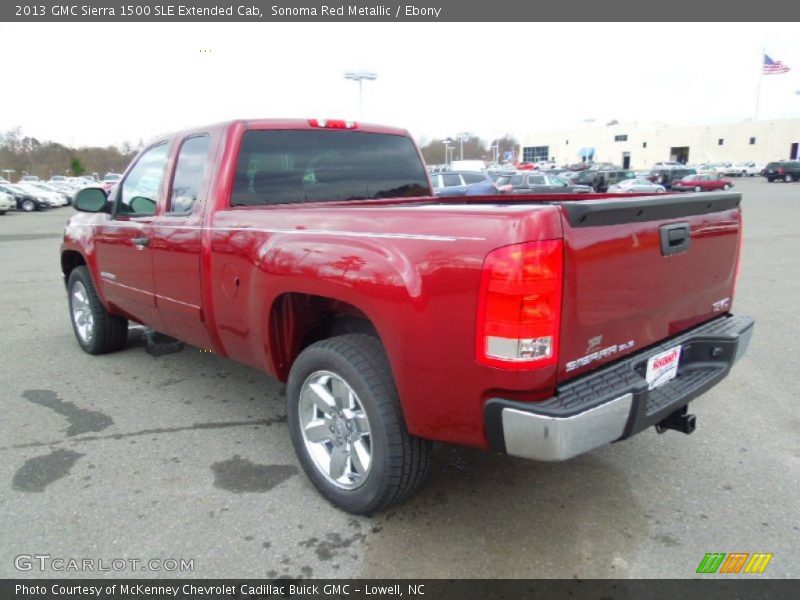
[231, 130, 430, 205]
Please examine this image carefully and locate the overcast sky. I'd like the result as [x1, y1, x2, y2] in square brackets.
[2, 22, 798, 147]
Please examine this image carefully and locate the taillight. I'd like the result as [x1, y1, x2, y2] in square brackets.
[778, 167, 785, 174]
[475, 240, 563, 369]
[308, 119, 357, 129]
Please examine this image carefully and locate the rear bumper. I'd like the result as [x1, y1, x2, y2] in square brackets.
[484, 314, 754, 461]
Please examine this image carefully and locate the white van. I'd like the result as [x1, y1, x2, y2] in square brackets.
[449, 160, 486, 172]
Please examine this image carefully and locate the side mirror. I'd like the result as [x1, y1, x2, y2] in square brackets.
[73, 187, 109, 213]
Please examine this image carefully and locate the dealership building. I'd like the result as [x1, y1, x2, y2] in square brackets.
[518, 118, 800, 169]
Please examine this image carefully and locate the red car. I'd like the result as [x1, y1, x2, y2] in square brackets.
[671, 173, 734, 192]
[61, 118, 752, 513]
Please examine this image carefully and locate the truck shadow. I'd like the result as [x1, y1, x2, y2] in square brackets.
[362, 445, 648, 578]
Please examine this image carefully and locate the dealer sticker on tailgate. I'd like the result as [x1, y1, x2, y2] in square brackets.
[645, 346, 682, 390]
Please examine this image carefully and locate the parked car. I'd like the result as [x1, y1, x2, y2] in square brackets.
[62, 117, 752, 514]
[0, 191, 15, 214]
[495, 172, 592, 194]
[607, 178, 666, 194]
[43, 181, 78, 203]
[14, 183, 66, 207]
[671, 174, 733, 192]
[102, 173, 123, 184]
[0, 183, 49, 212]
[49, 175, 68, 183]
[763, 160, 800, 183]
[649, 168, 698, 189]
[18, 175, 40, 183]
[573, 169, 636, 192]
[26, 182, 71, 205]
[430, 171, 500, 196]
[723, 162, 761, 177]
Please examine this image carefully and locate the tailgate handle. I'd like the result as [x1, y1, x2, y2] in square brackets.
[660, 222, 690, 256]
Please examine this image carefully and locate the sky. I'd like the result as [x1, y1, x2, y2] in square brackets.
[1, 22, 799, 148]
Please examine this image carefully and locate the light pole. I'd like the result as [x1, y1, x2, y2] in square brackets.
[456, 132, 470, 161]
[442, 138, 452, 166]
[344, 70, 378, 117]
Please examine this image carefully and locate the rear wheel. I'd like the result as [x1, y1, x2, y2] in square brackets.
[694, 186, 702, 192]
[287, 334, 432, 514]
[67, 266, 128, 354]
[785, 174, 794, 183]
[723, 184, 731, 191]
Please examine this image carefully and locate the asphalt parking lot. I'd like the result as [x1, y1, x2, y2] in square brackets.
[1, 177, 798, 579]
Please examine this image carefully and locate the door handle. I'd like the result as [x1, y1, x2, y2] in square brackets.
[660, 223, 690, 256]
[132, 237, 150, 247]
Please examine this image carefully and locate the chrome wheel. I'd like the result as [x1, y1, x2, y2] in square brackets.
[298, 370, 372, 490]
[71, 281, 94, 344]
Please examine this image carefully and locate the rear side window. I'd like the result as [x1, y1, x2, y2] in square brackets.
[169, 135, 211, 215]
[231, 130, 430, 205]
[442, 174, 462, 187]
[462, 173, 485, 184]
[528, 176, 546, 184]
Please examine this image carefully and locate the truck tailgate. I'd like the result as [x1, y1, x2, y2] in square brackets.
[555, 192, 742, 382]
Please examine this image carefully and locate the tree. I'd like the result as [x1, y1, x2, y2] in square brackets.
[70, 157, 86, 176]
[490, 134, 519, 163]
[417, 134, 490, 165]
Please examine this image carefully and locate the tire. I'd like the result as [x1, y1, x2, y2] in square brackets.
[21, 199, 35, 212]
[0, 210, 6, 215]
[287, 334, 432, 514]
[67, 266, 128, 354]
[785, 174, 794, 183]
[723, 184, 731, 191]
[694, 186, 702, 192]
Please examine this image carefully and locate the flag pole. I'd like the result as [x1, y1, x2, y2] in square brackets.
[754, 51, 764, 121]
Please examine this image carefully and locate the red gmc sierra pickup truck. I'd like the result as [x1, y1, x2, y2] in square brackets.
[61, 119, 753, 513]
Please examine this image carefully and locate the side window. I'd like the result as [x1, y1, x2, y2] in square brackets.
[442, 174, 461, 187]
[429, 174, 441, 187]
[529, 176, 546, 185]
[117, 143, 169, 216]
[169, 135, 211, 215]
[461, 173, 484, 184]
[462, 173, 484, 184]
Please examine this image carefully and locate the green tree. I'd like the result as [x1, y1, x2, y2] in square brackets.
[70, 157, 86, 176]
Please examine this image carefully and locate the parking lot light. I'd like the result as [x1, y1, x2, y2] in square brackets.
[343, 70, 378, 116]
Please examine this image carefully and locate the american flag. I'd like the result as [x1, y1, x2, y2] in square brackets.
[763, 54, 790, 75]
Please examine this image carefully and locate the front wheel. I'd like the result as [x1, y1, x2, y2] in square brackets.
[785, 174, 794, 183]
[67, 266, 128, 354]
[287, 334, 432, 514]
[723, 184, 731, 191]
[694, 186, 703, 192]
[21, 199, 35, 212]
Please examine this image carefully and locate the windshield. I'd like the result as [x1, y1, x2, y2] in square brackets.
[231, 130, 430, 205]
[548, 176, 567, 186]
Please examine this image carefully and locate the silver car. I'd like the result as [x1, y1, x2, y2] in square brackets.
[608, 178, 666, 194]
